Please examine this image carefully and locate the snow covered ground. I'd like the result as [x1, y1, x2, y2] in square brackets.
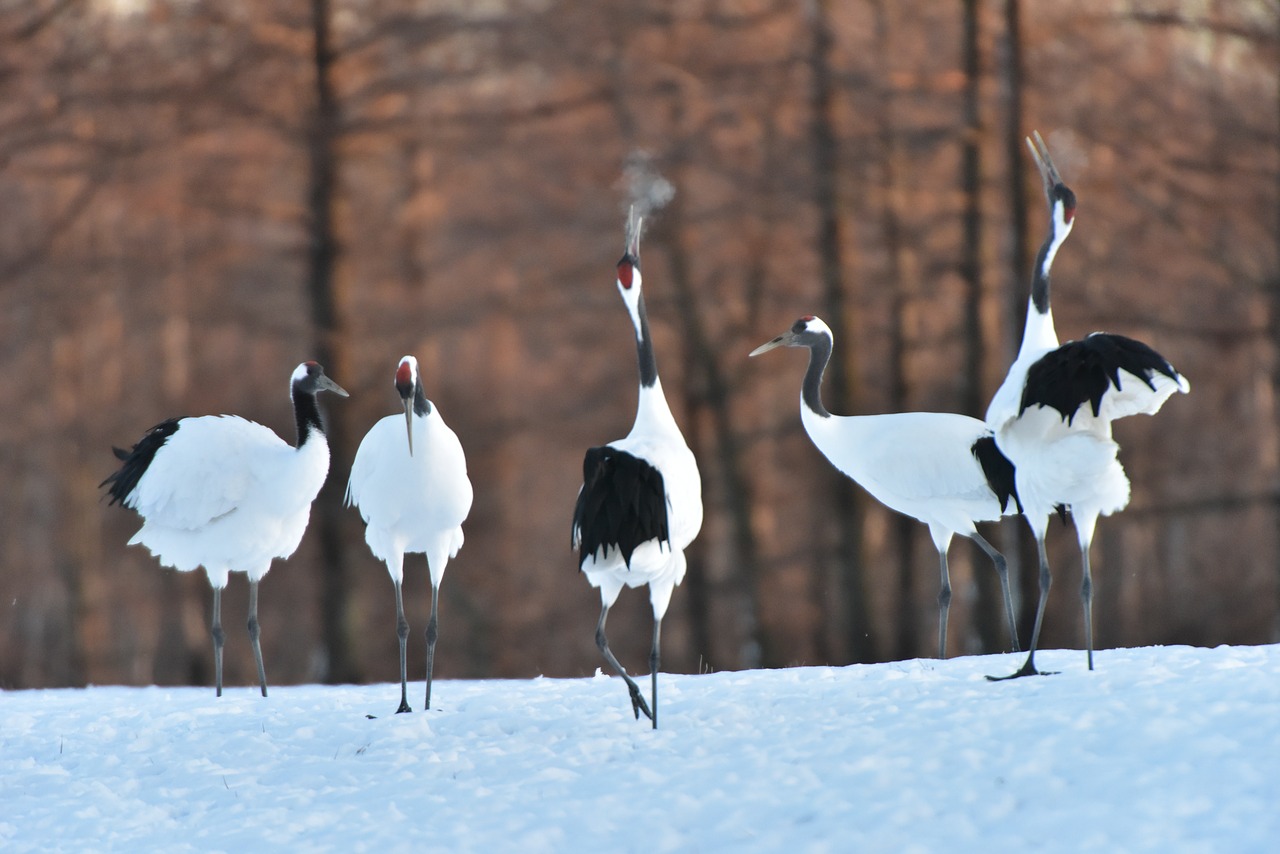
[2, 644, 1277, 852]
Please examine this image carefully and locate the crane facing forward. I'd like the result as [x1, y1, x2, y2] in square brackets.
[346, 355, 472, 713]
[986, 132, 1189, 680]
[102, 361, 348, 697]
[572, 211, 703, 729]
[751, 315, 1022, 659]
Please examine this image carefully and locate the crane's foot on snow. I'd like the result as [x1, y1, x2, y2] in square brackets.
[628, 684, 653, 722]
[987, 657, 1057, 681]
[395, 700, 413, 714]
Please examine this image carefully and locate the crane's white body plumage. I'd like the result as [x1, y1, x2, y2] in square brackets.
[125, 414, 330, 589]
[345, 354, 472, 713]
[103, 360, 347, 697]
[577, 381, 702, 620]
[801, 407, 1007, 552]
[346, 401, 471, 589]
[987, 310, 1187, 545]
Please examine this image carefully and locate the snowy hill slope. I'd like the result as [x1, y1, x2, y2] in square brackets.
[2, 645, 1277, 852]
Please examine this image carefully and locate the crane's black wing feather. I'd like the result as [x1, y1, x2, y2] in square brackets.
[100, 417, 185, 506]
[1020, 333, 1181, 424]
[971, 435, 1021, 515]
[572, 445, 669, 570]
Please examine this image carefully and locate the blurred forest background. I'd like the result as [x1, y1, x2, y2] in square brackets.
[1, 0, 1276, 690]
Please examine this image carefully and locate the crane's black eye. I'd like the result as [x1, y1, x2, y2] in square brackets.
[792, 318, 810, 334]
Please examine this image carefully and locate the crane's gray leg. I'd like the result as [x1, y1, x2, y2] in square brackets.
[649, 618, 662, 730]
[970, 532, 1021, 653]
[393, 579, 411, 714]
[989, 535, 1054, 681]
[937, 547, 952, 660]
[596, 604, 652, 722]
[247, 580, 268, 697]
[424, 583, 440, 711]
[1080, 545, 1095, 671]
[211, 586, 225, 698]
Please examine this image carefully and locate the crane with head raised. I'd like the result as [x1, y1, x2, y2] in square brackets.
[986, 132, 1189, 680]
[572, 209, 703, 729]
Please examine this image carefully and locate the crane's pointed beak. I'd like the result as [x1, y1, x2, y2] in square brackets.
[749, 333, 791, 357]
[625, 205, 643, 259]
[402, 396, 414, 456]
[317, 374, 349, 397]
[1026, 130, 1063, 200]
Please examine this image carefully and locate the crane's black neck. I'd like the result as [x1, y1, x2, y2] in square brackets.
[1031, 234, 1053, 316]
[292, 388, 327, 448]
[413, 379, 433, 417]
[802, 336, 832, 418]
[634, 293, 659, 389]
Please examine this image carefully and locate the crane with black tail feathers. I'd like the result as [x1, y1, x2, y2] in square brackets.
[751, 315, 1023, 659]
[572, 209, 703, 729]
[986, 131, 1189, 681]
[346, 355, 472, 714]
[101, 361, 348, 697]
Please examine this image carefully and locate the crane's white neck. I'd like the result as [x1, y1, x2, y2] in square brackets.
[630, 380, 682, 439]
[1018, 301, 1059, 358]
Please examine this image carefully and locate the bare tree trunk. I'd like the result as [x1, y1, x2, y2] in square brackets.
[808, 0, 873, 663]
[960, 0, 1004, 654]
[1272, 8, 1280, 642]
[999, 0, 1038, 646]
[662, 204, 771, 670]
[868, 0, 920, 661]
[307, 0, 358, 684]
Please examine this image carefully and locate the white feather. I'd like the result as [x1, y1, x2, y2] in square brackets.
[346, 399, 472, 588]
[579, 381, 702, 619]
[126, 414, 330, 588]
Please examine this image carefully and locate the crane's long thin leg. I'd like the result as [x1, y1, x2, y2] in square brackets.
[649, 617, 662, 731]
[596, 604, 652, 722]
[989, 535, 1054, 681]
[1080, 543, 1095, 671]
[424, 582, 439, 711]
[393, 579, 411, 714]
[936, 547, 952, 660]
[970, 532, 1021, 653]
[211, 586, 225, 698]
[247, 580, 268, 698]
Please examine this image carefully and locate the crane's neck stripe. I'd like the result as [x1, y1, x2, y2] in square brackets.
[802, 335, 832, 418]
[1031, 239, 1054, 315]
[1031, 211, 1071, 316]
[293, 388, 326, 446]
[414, 380, 433, 417]
[631, 293, 659, 389]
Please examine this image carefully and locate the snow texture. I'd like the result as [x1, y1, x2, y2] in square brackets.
[2, 644, 1277, 852]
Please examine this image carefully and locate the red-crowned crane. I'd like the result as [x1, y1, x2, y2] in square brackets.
[751, 315, 1022, 659]
[101, 361, 348, 697]
[346, 355, 472, 714]
[987, 131, 1189, 680]
[572, 210, 703, 729]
